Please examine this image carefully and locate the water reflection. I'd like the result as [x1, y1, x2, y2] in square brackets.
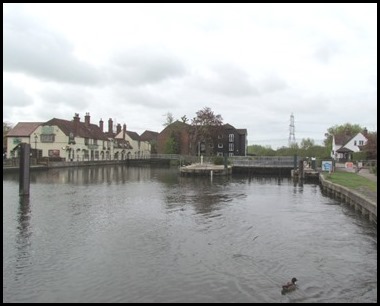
[3, 166, 377, 303]
[5, 165, 155, 185]
[15, 196, 33, 280]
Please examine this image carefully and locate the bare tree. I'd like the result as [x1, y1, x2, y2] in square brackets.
[190, 107, 223, 156]
[163, 112, 174, 127]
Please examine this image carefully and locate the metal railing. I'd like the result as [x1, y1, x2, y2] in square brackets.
[230, 156, 295, 168]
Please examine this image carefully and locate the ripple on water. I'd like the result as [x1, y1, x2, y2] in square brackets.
[3, 168, 377, 303]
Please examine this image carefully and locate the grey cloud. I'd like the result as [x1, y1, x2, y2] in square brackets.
[110, 49, 187, 86]
[314, 41, 340, 64]
[4, 9, 102, 85]
[259, 75, 288, 94]
[39, 86, 91, 110]
[112, 85, 178, 109]
[3, 80, 33, 107]
[195, 64, 259, 97]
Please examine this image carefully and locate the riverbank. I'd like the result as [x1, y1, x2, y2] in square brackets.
[319, 170, 377, 223]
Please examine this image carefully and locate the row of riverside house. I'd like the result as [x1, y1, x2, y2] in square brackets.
[5, 113, 248, 162]
[5, 113, 156, 162]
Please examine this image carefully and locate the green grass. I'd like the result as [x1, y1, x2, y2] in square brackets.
[322, 171, 377, 192]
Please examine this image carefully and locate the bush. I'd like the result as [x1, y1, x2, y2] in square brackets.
[213, 156, 231, 165]
[213, 156, 225, 165]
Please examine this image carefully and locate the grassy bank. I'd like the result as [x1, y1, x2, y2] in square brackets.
[322, 172, 377, 192]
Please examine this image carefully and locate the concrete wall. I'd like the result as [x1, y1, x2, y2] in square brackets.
[319, 174, 377, 223]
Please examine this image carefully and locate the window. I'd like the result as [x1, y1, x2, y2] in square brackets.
[229, 143, 234, 151]
[354, 140, 357, 146]
[84, 138, 89, 145]
[359, 140, 364, 145]
[68, 132, 75, 144]
[217, 152, 223, 157]
[218, 143, 223, 148]
[41, 134, 55, 143]
[48, 150, 60, 157]
[229, 152, 234, 157]
[229, 133, 234, 142]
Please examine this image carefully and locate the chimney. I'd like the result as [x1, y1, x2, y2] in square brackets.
[123, 124, 127, 140]
[108, 118, 113, 134]
[73, 113, 80, 123]
[99, 119, 104, 132]
[363, 128, 368, 136]
[84, 112, 90, 126]
[73, 113, 80, 136]
[116, 123, 121, 135]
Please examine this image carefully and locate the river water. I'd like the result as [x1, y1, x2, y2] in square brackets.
[3, 165, 377, 303]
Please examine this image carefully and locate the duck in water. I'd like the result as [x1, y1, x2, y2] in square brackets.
[281, 277, 298, 295]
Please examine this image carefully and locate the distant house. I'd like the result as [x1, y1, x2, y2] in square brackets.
[6, 113, 139, 162]
[157, 121, 192, 155]
[114, 124, 152, 159]
[157, 120, 248, 156]
[140, 130, 159, 154]
[6, 122, 43, 158]
[331, 129, 368, 161]
[37, 113, 110, 161]
[217, 124, 248, 157]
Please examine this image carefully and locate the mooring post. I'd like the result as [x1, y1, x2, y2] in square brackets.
[19, 143, 31, 196]
[299, 159, 304, 180]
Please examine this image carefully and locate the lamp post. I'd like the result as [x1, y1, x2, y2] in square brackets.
[34, 133, 38, 157]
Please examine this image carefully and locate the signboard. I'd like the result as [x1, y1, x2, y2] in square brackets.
[321, 161, 333, 172]
[345, 162, 354, 169]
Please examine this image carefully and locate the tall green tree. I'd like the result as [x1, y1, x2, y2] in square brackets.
[323, 123, 363, 148]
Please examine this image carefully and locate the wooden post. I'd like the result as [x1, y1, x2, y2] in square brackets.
[299, 159, 304, 180]
[19, 143, 31, 196]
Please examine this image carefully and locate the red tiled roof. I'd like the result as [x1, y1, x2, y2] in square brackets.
[43, 118, 108, 141]
[7, 122, 43, 137]
[140, 130, 159, 142]
[126, 131, 140, 141]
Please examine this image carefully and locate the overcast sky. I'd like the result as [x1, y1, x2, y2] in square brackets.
[3, 3, 377, 148]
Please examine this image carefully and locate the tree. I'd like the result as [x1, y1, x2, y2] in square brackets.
[163, 112, 174, 127]
[363, 131, 377, 160]
[247, 144, 276, 156]
[3, 121, 13, 152]
[323, 123, 363, 148]
[180, 115, 188, 123]
[300, 138, 315, 150]
[164, 133, 179, 154]
[190, 107, 223, 156]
